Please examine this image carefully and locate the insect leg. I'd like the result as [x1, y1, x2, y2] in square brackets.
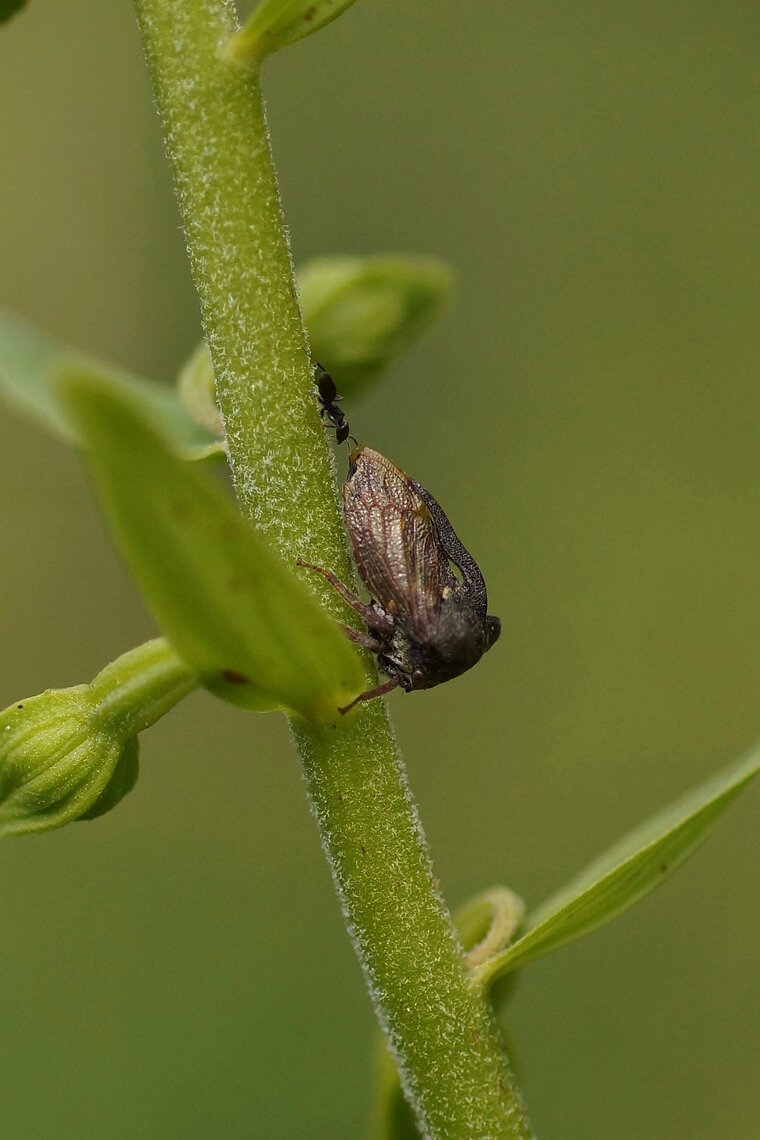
[338, 675, 401, 715]
[296, 559, 394, 634]
[338, 623, 383, 651]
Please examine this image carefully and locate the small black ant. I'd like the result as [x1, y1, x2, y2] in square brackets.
[315, 363, 353, 445]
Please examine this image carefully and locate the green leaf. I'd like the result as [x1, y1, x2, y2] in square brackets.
[478, 743, 760, 983]
[60, 372, 365, 722]
[299, 254, 454, 394]
[224, 0, 358, 66]
[0, 0, 28, 25]
[0, 307, 224, 460]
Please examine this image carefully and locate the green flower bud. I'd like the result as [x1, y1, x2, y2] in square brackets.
[177, 340, 224, 440]
[223, 0, 359, 67]
[0, 687, 128, 837]
[176, 254, 453, 414]
[78, 737, 139, 822]
[0, 640, 195, 839]
[298, 254, 454, 392]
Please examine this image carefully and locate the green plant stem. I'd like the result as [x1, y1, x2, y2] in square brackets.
[135, 2, 533, 1134]
[88, 638, 197, 736]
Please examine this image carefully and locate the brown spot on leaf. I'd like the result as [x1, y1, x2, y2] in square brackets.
[222, 670, 251, 685]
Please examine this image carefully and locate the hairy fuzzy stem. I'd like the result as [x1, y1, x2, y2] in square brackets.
[135, 1, 532, 1134]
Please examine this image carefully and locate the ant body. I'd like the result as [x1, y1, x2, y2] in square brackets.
[315, 363, 352, 445]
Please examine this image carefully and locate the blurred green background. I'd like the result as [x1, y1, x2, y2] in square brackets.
[2, 2, 759, 1137]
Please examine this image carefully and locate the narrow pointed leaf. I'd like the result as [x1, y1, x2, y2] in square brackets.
[479, 743, 760, 982]
[225, 0, 358, 66]
[60, 372, 365, 722]
[0, 308, 223, 460]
